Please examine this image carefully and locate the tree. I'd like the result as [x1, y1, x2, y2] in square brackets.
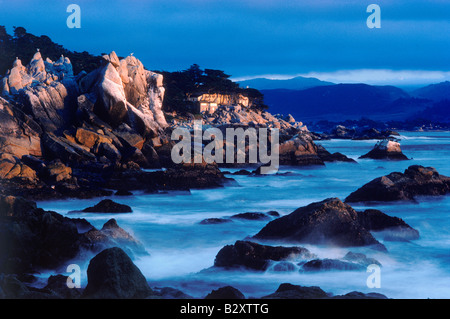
[13, 26, 27, 38]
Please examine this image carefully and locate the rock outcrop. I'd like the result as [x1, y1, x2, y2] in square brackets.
[82, 247, 153, 299]
[213, 240, 314, 271]
[345, 165, 450, 202]
[253, 198, 390, 250]
[0, 51, 239, 200]
[360, 139, 409, 160]
[278, 133, 355, 166]
[0, 97, 42, 158]
[77, 199, 132, 213]
[256, 198, 419, 247]
[0, 195, 146, 274]
[79, 51, 167, 137]
[205, 286, 246, 299]
[327, 125, 398, 140]
[2, 52, 78, 133]
[261, 283, 388, 299]
[356, 209, 419, 241]
[261, 283, 328, 299]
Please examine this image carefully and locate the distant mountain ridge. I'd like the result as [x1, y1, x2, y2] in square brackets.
[237, 76, 334, 90]
[259, 81, 450, 123]
[411, 81, 450, 102]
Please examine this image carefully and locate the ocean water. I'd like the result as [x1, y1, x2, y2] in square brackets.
[37, 131, 450, 299]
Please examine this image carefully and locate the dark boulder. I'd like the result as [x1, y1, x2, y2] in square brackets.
[232, 169, 252, 175]
[82, 218, 148, 257]
[332, 291, 388, 299]
[261, 282, 388, 299]
[44, 274, 82, 299]
[152, 287, 193, 299]
[345, 165, 450, 202]
[0, 273, 61, 299]
[199, 218, 232, 225]
[253, 198, 386, 250]
[82, 247, 153, 299]
[0, 195, 37, 217]
[270, 261, 296, 272]
[230, 212, 271, 221]
[266, 211, 280, 217]
[214, 240, 314, 271]
[0, 196, 144, 275]
[115, 190, 133, 196]
[301, 258, 366, 272]
[205, 286, 245, 299]
[342, 251, 381, 267]
[356, 209, 419, 241]
[80, 199, 132, 213]
[0, 204, 82, 274]
[316, 145, 356, 163]
[261, 283, 328, 299]
[300, 251, 381, 272]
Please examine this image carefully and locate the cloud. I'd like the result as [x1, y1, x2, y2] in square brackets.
[301, 69, 450, 85]
[234, 69, 450, 86]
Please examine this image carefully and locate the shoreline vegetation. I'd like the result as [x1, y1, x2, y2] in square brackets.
[1, 27, 450, 299]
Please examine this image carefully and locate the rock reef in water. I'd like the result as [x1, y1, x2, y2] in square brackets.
[213, 240, 315, 271]
[253, 197, 419, 249]
[345, 165, 450, 202]
[360, 139, 409, 160]
[0, 195, 147, 274]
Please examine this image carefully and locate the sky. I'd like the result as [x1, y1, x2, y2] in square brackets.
[0, 0, 449, 86]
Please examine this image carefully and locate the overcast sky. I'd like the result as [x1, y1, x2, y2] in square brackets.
[1, 0, 449, 85]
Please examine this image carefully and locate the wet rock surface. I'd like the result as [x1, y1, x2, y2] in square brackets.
[214, 240, 315, 271]
[346, 165, 450, 202]
[253, 198, 386, 250]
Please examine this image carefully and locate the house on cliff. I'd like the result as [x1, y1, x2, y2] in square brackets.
[187, 93, 250, 114]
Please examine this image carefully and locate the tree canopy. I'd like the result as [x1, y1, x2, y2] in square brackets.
[158, 64, 267, 113]
[0, 25, 102, 76]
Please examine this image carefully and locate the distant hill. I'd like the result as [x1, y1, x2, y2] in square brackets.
[411, 99, 450, 123]
[261, 83, 432, 122]
[237, 76, 334, 91]
[411, 81, 450, 102]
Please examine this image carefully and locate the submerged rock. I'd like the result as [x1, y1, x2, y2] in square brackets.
[299, 251, 381, 272]
[230, 212, 271, 220]
[301, 258, 366, 272]
[345, 165, 450, 202]
[152, 287, 193, 299]
[199, 218, 232, 225]
[83, 218, 148, 257]
[44, 274, 83, 299]
[205, 286, 245, 299]
[261, 283, 388, 299]
[80, 199, 132, 213]
[261, 283, 328, 299]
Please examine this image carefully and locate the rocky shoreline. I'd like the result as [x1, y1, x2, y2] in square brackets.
[0, 194, 393, 299]
[1, 49, 449, 300]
